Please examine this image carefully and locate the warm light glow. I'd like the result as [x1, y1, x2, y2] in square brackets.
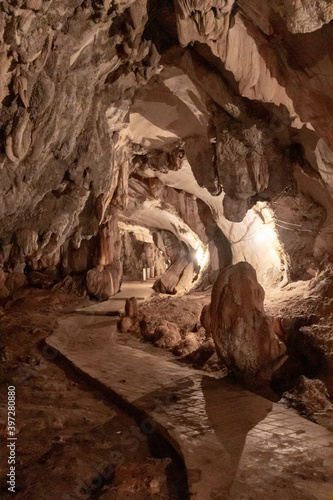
[254, 224, 276, 243]
[195, 246, 209, 267]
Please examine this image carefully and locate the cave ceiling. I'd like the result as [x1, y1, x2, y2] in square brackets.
[1, 0, 333, 295]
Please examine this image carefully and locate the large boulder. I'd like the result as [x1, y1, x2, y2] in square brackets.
[153, 255, 192, 294]
[210, 262, 286, 378]
[86, 264, 120, 300]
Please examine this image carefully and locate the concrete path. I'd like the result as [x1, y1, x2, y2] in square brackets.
[46, 283, 333, 500]
[76, 280, 155, 315]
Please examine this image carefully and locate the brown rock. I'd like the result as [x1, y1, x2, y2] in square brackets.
[154, 321, 181, 349]
[125, 297, 138, 319]
[86, 265, 120, 300]
[210, 262, 286, 378]
[200, 304, 211, 335]
[175, 261, 195, 293]
[119, 316, 134, 333]
[283, 376, 333, 419]
[178, 338, 216, 368]
[28, 271, 56, 289]
[52, 275, 86, 296]
[173, 332, 199, 357]
[153, 254, 192, 294]
[26, 0, 43, 10]
[6, 271, 27, 292]
[0, 285, 10, 299]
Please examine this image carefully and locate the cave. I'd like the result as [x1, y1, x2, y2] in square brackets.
[1, 1, 333, 499]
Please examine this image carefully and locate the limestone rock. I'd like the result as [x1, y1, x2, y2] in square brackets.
[0, 269, 9, 298]
[270, 0, 333, 33]
[175, 261, 195, 294]
[121, 229, 165, 281]
[26, 0, 43, 11]
[86, 265, 119, 300]
[210, 262, 286, 378]
[139, 295, 208, 338]
[1, 0, 333, 303]
[5, 271, 27, 293]
[173, 332, 200, 357]
[273, 193, 326, 280]
[153, 255, 191, 294]
[154, 321, 181, 349]
[200, 304, 211, 335]
[178, 338, 216, 368]
[184, 136, 218, 194]
[28, 271, 57, 289]
[283, 376, 333, 419]
[0, 0, 159, 295]
[125, 297, 138, 319]
[52, 275, 86, 296]
[0, 284, 10, 299]
[119, 316, 140, 335]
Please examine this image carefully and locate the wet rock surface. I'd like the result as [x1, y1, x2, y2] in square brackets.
[45, 285, 333, 500]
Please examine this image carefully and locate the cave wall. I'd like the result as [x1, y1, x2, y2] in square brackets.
[0, 0, 161, 296]
[121, 229, 165, 281]
[127, 0, 333, 282]
[1, 0, 333, 296]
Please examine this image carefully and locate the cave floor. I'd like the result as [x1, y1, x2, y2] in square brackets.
[1, 288, 190, 500]
[46, 282, 333, 500]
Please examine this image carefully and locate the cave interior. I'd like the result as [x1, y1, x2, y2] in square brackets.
[1, 1, 333, 499]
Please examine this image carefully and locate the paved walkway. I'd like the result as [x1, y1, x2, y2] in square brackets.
[46, 283, 333, 500]
[76, 280, 155, 314]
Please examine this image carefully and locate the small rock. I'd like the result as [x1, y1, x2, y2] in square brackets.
[125, 296, 138, 319]
[119, 316, 140, 334]
[25, 0, 43, 10]
[173, 332, 199, 356]
[154, 321, 181, 349]
[28, 271, 56, 289]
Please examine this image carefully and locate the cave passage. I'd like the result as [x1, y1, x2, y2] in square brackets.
[1, 1, 333, 499]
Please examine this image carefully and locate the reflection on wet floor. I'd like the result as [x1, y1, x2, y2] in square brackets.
[47, 283, 333, 500]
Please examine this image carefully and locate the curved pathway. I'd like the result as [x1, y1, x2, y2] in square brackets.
[46, 282, 333, 500]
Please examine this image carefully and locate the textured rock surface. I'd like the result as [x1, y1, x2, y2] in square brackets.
[264, 267, 333, 399]
[210, 262, 286, 378]
[153, 246, 192, 294]
[283, 376, 333, 427]
[2, 3, 333, 495]
[0, 0, 158, 296]
[121, 229, 165, 281]
[139, 294, 209, 339]
[125, 296, 138, 319]
[1, 0, 333, 295]
[154, 320, 182, 349]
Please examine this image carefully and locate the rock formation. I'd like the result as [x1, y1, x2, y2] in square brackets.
[119, 295, 141, 334]
[2, 3, 333, 495]
[210, 262, 286, 379]
[1, 1, 333, 298]
[154, 320, 182, 349]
